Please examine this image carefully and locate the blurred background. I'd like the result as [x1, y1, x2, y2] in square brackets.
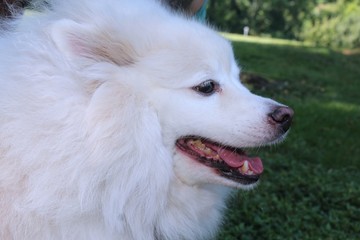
[208, 0, 360, 49]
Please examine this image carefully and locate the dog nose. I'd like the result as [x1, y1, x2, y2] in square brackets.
[268, 106, 294, 132]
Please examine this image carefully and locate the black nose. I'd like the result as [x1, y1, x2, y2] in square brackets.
[268, 106, 294, 132]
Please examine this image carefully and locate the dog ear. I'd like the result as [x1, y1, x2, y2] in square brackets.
[50, 19, 136, 65]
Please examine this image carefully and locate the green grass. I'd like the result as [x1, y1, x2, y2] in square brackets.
[216, 34, 360, 239]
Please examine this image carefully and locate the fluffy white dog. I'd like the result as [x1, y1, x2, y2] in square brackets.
[0, 0, 293, 239]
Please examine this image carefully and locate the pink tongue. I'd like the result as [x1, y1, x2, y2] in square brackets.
[218, 148, 264, 174]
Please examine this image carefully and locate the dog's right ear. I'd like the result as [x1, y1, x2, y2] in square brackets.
[50, 19, 136, 65]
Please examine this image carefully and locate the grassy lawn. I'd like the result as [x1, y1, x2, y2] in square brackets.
[217, 34, 360, 239]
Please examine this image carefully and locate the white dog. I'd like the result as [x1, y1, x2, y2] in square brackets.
[0, 0, 293, 239]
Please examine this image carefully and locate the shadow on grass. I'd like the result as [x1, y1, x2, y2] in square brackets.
[217, 38, 360, 240]
[232, 40, 360, 105]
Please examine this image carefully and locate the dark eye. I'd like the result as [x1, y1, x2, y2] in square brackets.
[192, 80, 219, 96]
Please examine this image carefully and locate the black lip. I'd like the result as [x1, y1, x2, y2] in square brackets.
[195, 155, 260, 185]
[218, 168, 260, 185]
[176, 137, 261, 185]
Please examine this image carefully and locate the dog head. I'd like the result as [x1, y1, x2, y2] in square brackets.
[49, 0, 293, 190]
[143, 31, 294, 189]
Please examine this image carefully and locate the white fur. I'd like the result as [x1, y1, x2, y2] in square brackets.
[0, 0, 285, 239]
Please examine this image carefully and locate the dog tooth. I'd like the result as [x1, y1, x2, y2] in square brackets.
[193, 140, 206, 150]
[203, 147, 213, 155]
[241, 161, 249, 173]
[214, 154, 220, 160]
[247, 170, 253, 175]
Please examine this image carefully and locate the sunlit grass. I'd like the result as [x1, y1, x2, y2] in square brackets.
[322, 101, 360, 112]
[222, 32, 312, 47]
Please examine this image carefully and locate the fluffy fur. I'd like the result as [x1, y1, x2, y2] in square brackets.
[0, 0, 290, 239]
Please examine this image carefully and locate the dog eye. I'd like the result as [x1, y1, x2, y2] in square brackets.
[193, 80, 219, 96]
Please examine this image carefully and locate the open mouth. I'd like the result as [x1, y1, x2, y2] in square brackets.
[176, 136, 264, 185]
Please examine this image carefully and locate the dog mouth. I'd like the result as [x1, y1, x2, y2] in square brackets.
[176, 136, 263, 185]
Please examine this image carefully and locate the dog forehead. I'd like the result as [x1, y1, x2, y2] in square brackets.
[143, 24, 236, 78]
[164, 22, 233, 64]
[179, 34, 232, 68]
